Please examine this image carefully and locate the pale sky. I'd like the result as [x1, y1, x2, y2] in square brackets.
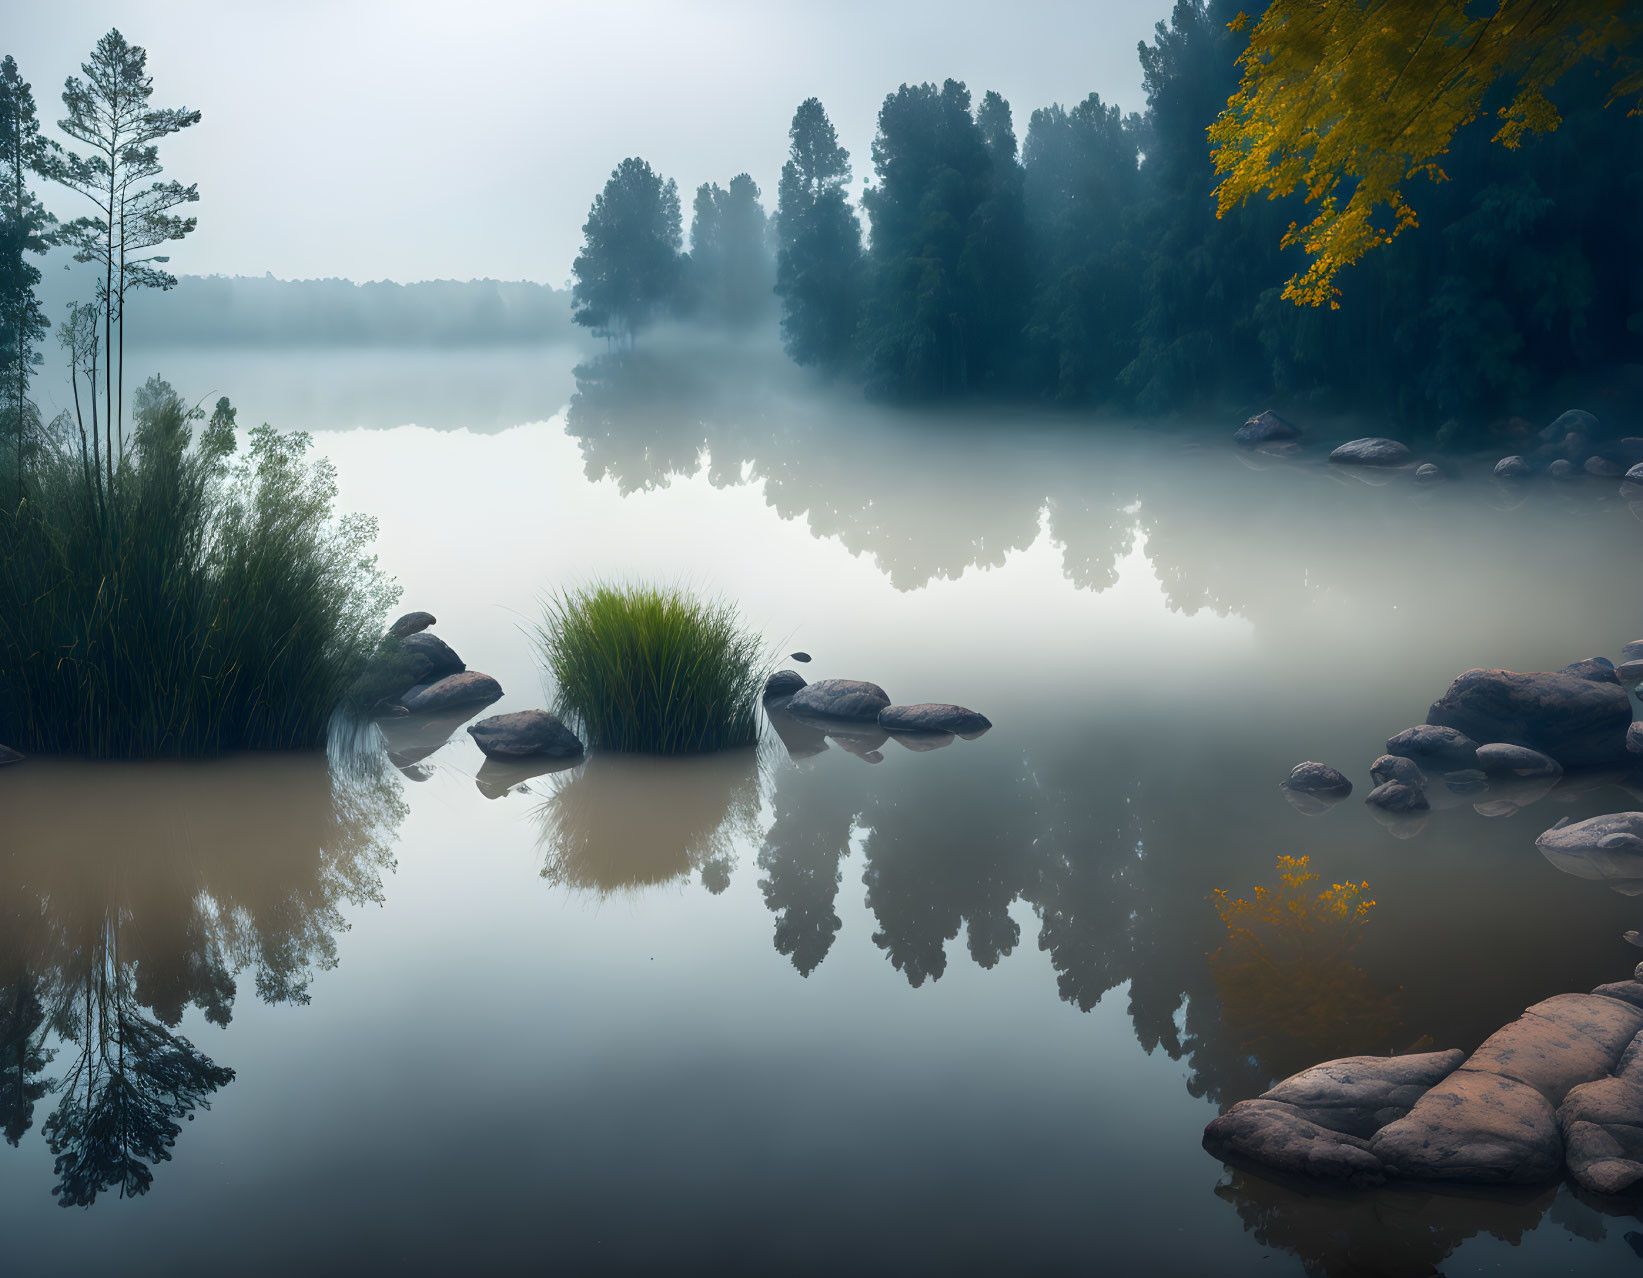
[11, 1, 1174, 284]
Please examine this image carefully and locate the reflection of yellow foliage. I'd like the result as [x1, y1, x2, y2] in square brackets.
[1210, 2, 1643, 307]
[1209, 856, 1398, 1079]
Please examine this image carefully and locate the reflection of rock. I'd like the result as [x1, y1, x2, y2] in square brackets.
[376, 701, 492, 768]
[399, 631, 465, 678]
[400, 671, 502, 714]
[786, 679, 891, 721]
[1329, 437, 1411, 466]
[1443, 769, 1488, 794]
[387, 610, 436, 639]
[1427, 669, 1632, 769]
[467, 710, 582, 760]
[763, 669, 807, 698]
[1369, 755, 1425, 787]
[474, 753, 582, 800]
[533, 751, 761, 894]
[888, 731, 954, 753]
[763, 700, 830, 761]
[878, 703, 991, 735]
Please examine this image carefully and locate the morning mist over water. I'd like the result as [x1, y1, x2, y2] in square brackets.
[3, 3, 1643, 1276]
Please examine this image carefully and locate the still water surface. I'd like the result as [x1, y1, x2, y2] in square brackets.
[4, 343, 1642, 1274]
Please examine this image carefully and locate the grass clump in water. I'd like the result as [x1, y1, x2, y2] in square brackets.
[0, 378, 398, 757]
[533, 582, 767, 754]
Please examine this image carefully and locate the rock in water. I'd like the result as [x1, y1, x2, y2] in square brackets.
[1561, 657, 1618, 684]
[400, 631, 465, 678]
[388, 610, 437, 639]
[0, 745, 23, 766]
[1549, 458, 1575, 479]
[1328, 437, 1412, 466]
[1281, 761, 1353, 799]
[1370, 1069, 1562, 1184]
[1234, 410, 1300, 446]
[1365, 780, 1429, 813]
[1537, 812, 1643, 855]
[1617, 660, 1643, 686]
[1369, 754, 1426, 787]
[1414, 462, 1444, 483]
[1624, 639, 1643, 662]
[1426, 668, 1632, 768]
[763, 669, 808, 699]
[400, 671, 502, 713]
[467, 710, 583, 759]
[1475, 742, 1563, 779]
[786, 679, 892, 721]
[1493, 455, 1532, 479]
[878, 703, 992, 735]
[1385, 724, 1478, 766]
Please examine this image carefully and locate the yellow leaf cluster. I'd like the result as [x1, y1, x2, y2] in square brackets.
[1210, 1, 1643, 307]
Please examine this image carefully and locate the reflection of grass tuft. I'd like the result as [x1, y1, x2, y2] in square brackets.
[533, 582, 767, 754]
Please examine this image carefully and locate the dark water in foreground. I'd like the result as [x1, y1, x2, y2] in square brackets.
[3, 346, 1642, 1275]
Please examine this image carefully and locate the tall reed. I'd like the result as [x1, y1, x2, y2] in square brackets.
[533, 582, 767, 753]
[0, 379, 397, 757]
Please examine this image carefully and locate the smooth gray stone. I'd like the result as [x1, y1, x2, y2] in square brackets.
[1386, 724, 1478, 764]
[1493, 455, 1532, 479]
[1548, 458, 1575, 478]
[878, 703, 992, 735]
[786, 679, 891, 721]
[789, 651, 812, 663]
[467, 709, 582, 759]
[400, 631, 465, 678]
[1414, 462, 1444, 483]
[1538, 812, 1643, 855]
[1366, 780, 1429, 813]
[1234, 409, 1300, 446]
[1476, 742, 1563, 779]
[388, 610, 437, 639]
[1329, 436, 1411, 466]
[763, 669, 807, 699]
[401, 671, 502, 714]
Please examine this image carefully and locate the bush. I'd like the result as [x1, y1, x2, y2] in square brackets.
[0, 378, 398, 756]
[533, 582, 767, 753]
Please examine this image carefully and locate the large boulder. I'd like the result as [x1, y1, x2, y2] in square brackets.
[1426, 668, 1632, 769]
[388, 610, 437, 640]
[1369, 1070, 1562, 1183]
[1202, 1100, 1387, 1185]
[1460, 993, 1643, 1106]
[1475, 742, 1562, 779]
[467, 710, 582, 759]
[1386, 723, 1478, 766]
[1329, 437, 1412, 467]
[400, 631, 465, 679]
[401, 671, 502, 714]
[1234, 410, 1300, 447]
[786, 679, 891, 722]
[1259, 1050, 1467, 1138]
[1370, 754, 1426, 787]
[879, 703, 992, 735]
[763, 669, 808, 699]
[0, 744, 23, 766]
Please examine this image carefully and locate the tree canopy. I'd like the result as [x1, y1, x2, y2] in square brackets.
[571, 157, 682, 345]
[1210, 0, 1643, 307]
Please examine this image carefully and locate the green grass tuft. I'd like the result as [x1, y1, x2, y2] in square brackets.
[0, 378, 398, 757]
[533, 581, 768, 754]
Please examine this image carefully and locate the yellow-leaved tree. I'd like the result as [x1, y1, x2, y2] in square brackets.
[1209, 1, 1643, 308]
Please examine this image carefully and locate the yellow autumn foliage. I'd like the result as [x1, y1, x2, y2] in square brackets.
[1210, 1, 1643, 307]
[1209, 855, 1398, 1077]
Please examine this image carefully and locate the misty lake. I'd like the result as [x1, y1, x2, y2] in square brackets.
[5, 340, 1642, 1275]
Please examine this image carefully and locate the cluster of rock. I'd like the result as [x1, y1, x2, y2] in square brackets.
[761, 670, 991, 762]
[1235, 407, 1643, 496]
[368, 611, 583, 763]
[1203, 966, 1643, 1195]
[1490, 409, 1643, 493]
[1282, 644, 1643, 832]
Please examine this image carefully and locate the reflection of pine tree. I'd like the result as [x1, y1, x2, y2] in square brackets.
[757, 783, 856, 977]
[0, 979, 54, 1147]
[42, 917, 235, 1207]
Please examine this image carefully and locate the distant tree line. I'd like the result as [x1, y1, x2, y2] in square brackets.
[570, 0, 1643, 436]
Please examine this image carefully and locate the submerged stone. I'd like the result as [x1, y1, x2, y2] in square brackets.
[878, 703, 992, 735]
[1281, 761, 1352, 804]
[1329, 437, 1411, 466]
[467, 709, 583, 759]
[401, 671, 502, 713]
